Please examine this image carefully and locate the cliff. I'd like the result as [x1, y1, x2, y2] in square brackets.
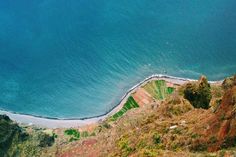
[1, 75, 236, 157]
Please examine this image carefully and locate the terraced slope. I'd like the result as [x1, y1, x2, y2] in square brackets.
[132, 88, 153, 107]
[110, 80, 175, 121]
[143, 80, 174, 100]
[110, 96, 139, 121]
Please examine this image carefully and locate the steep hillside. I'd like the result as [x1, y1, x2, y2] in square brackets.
[53, 76, 236, 157]
[1, 75, 236, 157]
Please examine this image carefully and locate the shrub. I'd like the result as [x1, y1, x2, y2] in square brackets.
[191, 133, 200, 139]
[69, 137, 79, 142]
[209, 136, 217, 144]
[172, 128, 182, 135]
[38, 133, 55, 147]
[184, 76, 212, 109]
[64, 129, 80, 140]
[190, 143, 207, 152]
[102, 122, 111, 129]
[153, 133, 161, 144]
[90, 132, 96, 136]
[52, 133, 58, 138]
[221, 136, 236, 149]
[118, 137, 133, 156]
[143, 148, 159, 157]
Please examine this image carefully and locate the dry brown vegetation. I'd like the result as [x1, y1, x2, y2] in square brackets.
[3, 75, 236, 157]
[37, 75, 236, 157]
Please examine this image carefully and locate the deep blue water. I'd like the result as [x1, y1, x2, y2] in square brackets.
[0, 0, 235, 118]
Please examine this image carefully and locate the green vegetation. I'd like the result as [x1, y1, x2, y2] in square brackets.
[64, 129, 93, 141]
[109, 80, 175, 121]
[209, 136, 217, 144]
[52, 132, 58, 138]
[102, 122, 112, 129]
[0, 115, 56, 157]
[191, 133, 200, 139]
[0, 115, 29, 156]
[142, 148, 159, 157]
[191, 143, 208, 152]
[38, 133, 55, 147]
[90, 132, 96, 136]
[117, 136, 134, 156]
[184, 76, 212, 109]
[167, 87, 175, 95]
[143, 80, 174, 100]
[3, 75, 236, 157]
[153, 133, 161, 144]
[172, 128, 182, 135]
[221, 136, 236, 149]
[110, 96, 139, 121]
[64, 129, 80, 141]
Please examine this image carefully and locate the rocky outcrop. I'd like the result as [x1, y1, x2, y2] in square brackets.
[205, 83, 236, 151]
[183, 76, 212, 109]
[222, 75, 236, 91]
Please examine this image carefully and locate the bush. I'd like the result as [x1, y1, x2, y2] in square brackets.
[64, 129, 80, 140]
[102, 122, 111, 129]
[209, 136, 217, 144]
[221, 136, 236, 149]
[117, 136, 134, 156]
[190, 143, 207, 152]
[38, 133, 54, 147]
[90, 132, 96, 136]
[153, 133, 161, 144]
[184, 76, 212, 109]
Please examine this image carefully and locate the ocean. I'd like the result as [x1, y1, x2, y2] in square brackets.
[0, 0, 235, 118]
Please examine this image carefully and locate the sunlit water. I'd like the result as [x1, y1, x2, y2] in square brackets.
[0, 0, 235, 118]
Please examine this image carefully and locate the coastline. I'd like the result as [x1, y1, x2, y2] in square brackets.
[0, 74, 223, 128]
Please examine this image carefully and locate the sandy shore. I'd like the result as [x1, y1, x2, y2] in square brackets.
[0, 74, 222, 128]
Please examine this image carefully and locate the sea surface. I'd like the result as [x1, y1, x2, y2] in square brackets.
[0, 0, 235, 118]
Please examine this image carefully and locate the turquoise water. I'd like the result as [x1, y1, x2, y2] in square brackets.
[0, 0, 235, 118]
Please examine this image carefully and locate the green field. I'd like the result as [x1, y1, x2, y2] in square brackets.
[110, 80, 174, 121]
[110, 96, 139, 121]
[143, 80, 174, 100]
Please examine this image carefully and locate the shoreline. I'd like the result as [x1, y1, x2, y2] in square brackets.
[0, 74, 223, 128]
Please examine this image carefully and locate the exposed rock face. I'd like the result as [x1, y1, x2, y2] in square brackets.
[216, 86, 236, 140]
[183, 76, 212, 109]
[206, 85, 236, 151]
